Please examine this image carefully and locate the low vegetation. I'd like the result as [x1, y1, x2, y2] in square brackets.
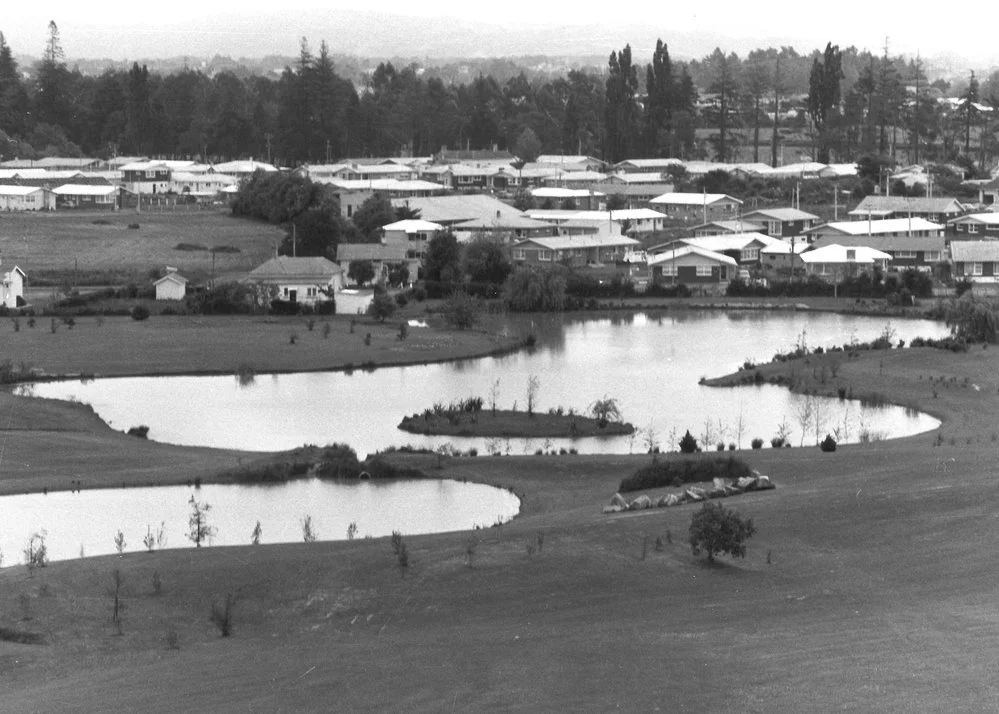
[619, 455, 754, 493]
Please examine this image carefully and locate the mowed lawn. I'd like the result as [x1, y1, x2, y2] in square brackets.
[4, 345, 999, 710]
[0, 208, 283, 284]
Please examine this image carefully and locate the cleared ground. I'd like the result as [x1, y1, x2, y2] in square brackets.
[0, 208, 283, 285]
[3, 339, 999, 711]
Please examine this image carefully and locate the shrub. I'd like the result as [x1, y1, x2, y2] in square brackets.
[750, 438, 764, 449]
[127, 425, 149, 439]
[367, 292, 396, 322]
[395, 292, 408, 308]
[210, 593, 235, 636]
[678, 430, 698, 454]
[619, 456, 753, 493]
[820, 434, 837, 452]
[688, 502, 756, 562]
[130, 305, 150, 321]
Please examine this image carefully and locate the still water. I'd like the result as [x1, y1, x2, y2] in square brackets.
[0, 478, 520, 565]
[24, 310, 950, 456]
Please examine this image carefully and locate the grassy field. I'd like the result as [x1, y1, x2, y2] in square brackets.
[5, 326, 999, 710]
[0, 208, 283, 285]
[0, 312, 522, 379]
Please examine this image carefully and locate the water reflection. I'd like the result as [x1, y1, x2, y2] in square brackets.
[23, 311, 949, 457]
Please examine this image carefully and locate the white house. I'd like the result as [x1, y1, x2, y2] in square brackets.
[154, 270, 188, 301]
[1, 263, 25, 308]
[0, 186, 54, 211]
[241, 256, 345, 306]
[799, 244, 892, 281]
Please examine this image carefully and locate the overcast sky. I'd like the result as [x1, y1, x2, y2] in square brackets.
[1, 1, 995, 64]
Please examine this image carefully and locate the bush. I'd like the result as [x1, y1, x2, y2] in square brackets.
[127, 425, 149, 439]
[130, 305, 150, 321]
[820, 434, 837, 452]
[678, 430, 698, 454]
[367, 291, 397, 322]
[689, 502, 756, 562]
[750, 438, 764, 450]
[619, 456, 753, 493]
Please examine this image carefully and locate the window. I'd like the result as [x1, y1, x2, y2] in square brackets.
[988, 224, 999, 232]
[695, 264, 712, 277]
[513, 249, 526, 260]
[145, 170, 156, 179]
[283, 287, 288, 296]
[924, 251, 940, 262]
[972, 262, 983, 276]
[818, 263, 833, 275]
[660, 264, 677, 276]
[538, 250, 552, 262]
[969, 223, 980, 234]
[767, 220, 781, 236]
[846, 249, 856, 261]
[895, 250, 916, 259]
[742, 248, 760, 261]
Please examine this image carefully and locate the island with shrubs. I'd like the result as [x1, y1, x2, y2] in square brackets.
[398, 394, 634, 438]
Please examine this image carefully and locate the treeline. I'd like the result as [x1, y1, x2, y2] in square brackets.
[2, 23, 998, 169]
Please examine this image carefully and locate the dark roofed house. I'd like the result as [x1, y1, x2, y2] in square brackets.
[950, 241, 999, 283]
[740, 208, 821, 238]
[335, 243, 415, 287]
[809, 234, 946, 273]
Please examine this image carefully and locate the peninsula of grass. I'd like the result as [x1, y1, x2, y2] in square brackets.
[398, 405, 634, 438]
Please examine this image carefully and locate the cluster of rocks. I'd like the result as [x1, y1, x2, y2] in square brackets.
[603, 471, 775, 514]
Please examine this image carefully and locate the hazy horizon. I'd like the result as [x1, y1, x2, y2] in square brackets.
[2, 3, 999, 71]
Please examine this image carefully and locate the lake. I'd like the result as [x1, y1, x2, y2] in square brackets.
[0, 478, 521, 566]
[22, 310, 951, 456]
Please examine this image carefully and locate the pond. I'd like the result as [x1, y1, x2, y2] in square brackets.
[0, 478, 521, 566]
[23, 310, 950, 456]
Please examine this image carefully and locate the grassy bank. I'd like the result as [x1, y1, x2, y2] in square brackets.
[4, 337, 999, 710]
[0, 313, 522, 379]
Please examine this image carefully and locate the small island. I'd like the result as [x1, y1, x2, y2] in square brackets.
[398, 397, 634, 438]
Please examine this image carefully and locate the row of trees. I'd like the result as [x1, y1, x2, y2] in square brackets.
[2, 23, 998, 169]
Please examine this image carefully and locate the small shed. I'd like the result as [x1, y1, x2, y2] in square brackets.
[154, 270, 188, 301]
[1, 264, 26, 308]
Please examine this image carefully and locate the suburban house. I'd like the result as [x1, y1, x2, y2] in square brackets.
[647, 246, 738, 286]
[335, 243, 413, 286]
[740, 208, 821, 238]
[327, 180, 448, 219]
[0, 157, 100, 171]
[809, 234, 946, 273]
[511, 232, 641, 266]
[799, 244, 892, 281]
[613, 158, 682, 175]
[51, 184, 118, 209]
[121, 160, 198, 194]
[211, 160, 278, 179]
[950, 241, 999, 283]
[327, 163, 416, 182]
[649, 233, 780, 267]
[0, 186, 54, 211]
[529, 187, 605, 211]
[170, 172, 237, 200]
[534, 155, 606, 172]
[761, 239, 810, 273]
[1, 262, 26, 308]
[541, 170, 610, 187]
[947, 212, 999, 238]
[382, 219, 443, 262]
[530, 208, 668, 237]
[390, 194, 554, 240]
[581, 182, 675, 208]
[691, 219, 765, 237]
[241, 256, 345, 306]
[848, 196, 965, 223]
[649, 192, 743, 221]
[803, 217, 945, 243]
[154, 270, 188, 301]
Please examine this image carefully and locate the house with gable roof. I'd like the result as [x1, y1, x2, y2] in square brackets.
[241, 256, 344, 306]
[647, 245, 738, 286]
[1, 260, 26, 308]
[950, 241, 999, 283]
[740, 207, 821, 239]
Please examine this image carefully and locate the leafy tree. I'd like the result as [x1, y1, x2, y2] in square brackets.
[503, 265, 567, 312]
[0, 33, 29, 137]
[643, 39, 674, 155]
[352, 193, 397, 240]
[688, 502, 756, 562]
[945, 295, 998, 343]
[348, 260, 376, 286]
[461, 236, 511, 284]
[589, 396, 622, 427]
[806, 42, 844, 163]
[282, 209, 352, 258]
[513, 127, 542, 163]
[424, 232, 461, 283]
[387, 263, 410, 287]
[441, 290, 481, 330]
[367, 291, 396, 322]
[604, 44, 639, 162]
